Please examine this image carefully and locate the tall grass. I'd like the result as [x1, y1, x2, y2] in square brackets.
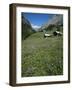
[21, 32, 63, 77]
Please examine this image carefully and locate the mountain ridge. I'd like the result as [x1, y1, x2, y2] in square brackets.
[40, 15, 63, 31]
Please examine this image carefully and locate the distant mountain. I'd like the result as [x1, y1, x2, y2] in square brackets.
[40, 15, 63, 31]
[22, 15, 35, 40]
[31, 24, 41, 31]
[22, 14, 63, 39]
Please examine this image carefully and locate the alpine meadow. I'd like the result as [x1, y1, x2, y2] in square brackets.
[21, 13, 63, 77]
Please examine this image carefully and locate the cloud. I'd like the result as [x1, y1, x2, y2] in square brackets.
[31, 24, 41, 29]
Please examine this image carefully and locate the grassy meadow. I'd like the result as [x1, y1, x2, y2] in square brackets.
[21, 32, 63, 77]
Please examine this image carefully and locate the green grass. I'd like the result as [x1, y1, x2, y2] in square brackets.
[21, 32, 63, 77]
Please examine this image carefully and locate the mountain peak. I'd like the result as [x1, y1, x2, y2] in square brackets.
[41, 15, 63, 30]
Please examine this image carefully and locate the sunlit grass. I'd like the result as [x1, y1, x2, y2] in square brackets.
[21, 32, 63, 77]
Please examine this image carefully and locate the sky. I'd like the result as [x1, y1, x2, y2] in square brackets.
[22, 12, 55, 29]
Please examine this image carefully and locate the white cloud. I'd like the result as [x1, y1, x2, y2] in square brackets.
[31, 24, 41, 29]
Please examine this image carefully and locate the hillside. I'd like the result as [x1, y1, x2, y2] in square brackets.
[21, 32, 63, 77]
[22, 15, 35, 40]
[39, 15, 63, 32]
